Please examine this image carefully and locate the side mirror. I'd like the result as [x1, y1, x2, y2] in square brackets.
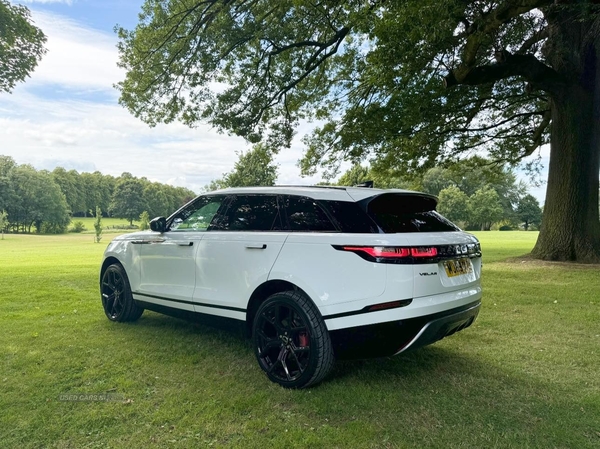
[149, 217, 167, 233]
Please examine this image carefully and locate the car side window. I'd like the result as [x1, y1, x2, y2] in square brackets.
[282, 195, 337, 232]
[170, 196, 224, 231]
[218, 195, 282, 231]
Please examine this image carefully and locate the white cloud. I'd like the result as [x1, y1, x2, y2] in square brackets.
[25, 10, 122, 91]
[0, 9, 322, 194]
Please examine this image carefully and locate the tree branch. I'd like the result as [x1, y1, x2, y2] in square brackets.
[444, 51, 563, 94]
[524, 108, 551, 156]
[517, 27, 549, 54]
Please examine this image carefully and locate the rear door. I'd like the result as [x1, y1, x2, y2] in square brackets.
[192, 194, 287, 318]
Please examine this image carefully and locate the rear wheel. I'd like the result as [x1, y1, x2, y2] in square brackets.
[253, 291, 334, 388]
[101, 264, 143, 322]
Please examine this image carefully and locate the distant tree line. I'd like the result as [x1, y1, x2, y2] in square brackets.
[335, 157, 543, 231]
[0, 156, 195, 234]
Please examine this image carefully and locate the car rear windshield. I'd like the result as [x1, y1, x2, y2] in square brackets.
[364, 194, 459, 233]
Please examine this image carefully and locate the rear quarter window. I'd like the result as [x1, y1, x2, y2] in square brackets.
[321, 200, 378, 233]
[281, 196, 336, 232]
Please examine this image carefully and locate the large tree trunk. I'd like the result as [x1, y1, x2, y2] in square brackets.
[532, 87, 600, 262]
[532, 13, 600, 263]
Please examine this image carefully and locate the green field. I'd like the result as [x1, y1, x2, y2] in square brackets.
[0, 232, 599, 448]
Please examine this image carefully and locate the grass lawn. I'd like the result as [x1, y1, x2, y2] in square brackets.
[0, 231, 599, 448]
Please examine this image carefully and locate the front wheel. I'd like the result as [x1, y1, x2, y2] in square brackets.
[253, 291, 334, 388]
[101, 263, 143, 322]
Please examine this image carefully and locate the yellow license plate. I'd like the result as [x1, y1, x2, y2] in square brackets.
[444, 259, 473, 277]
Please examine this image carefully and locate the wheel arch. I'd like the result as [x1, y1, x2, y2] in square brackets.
[100, 256, 122, 284]
[246, 280, 317, 337]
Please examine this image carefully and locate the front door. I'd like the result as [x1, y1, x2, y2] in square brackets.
[135, 195, 226, 311]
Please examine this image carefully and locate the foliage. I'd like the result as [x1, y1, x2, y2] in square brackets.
[468, 186, 505, 231]
[517, 194, 543, 230]
[70, 221, 86, 233]
[116, 0, 600, 261]
[138, 210, 150, 230]
[0, 0, 47, 93]
[336, 157, 532, 229]
[335, 164, 409, 189]
[93, 206, 103, 243]
[0, 209, 7, 239]
[420, 157, 525, 220]
[116, 0, 554, 171]
[0, 156, 195, 233]
[110, 174, 148, 226]
[4, 164, 71, 233]
[52, 167, 87, 214]
[205, 144, 278, 190]
[336, 164, 371, 186]
[437, 186, 470, 224]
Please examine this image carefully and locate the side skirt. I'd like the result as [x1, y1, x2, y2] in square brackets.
[135, 300, 247, 336]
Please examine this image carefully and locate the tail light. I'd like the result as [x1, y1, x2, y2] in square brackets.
[334, 245, 438, 262]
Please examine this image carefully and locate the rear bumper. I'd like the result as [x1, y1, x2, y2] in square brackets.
[330, 300, 480, 359]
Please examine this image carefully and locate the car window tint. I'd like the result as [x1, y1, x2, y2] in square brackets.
[321, 200, 378, 233]
[219, 195, 281, 231]
[282, 196, 336, 232]
[365, 194, 459, 233]
[170, 197, 223, 231]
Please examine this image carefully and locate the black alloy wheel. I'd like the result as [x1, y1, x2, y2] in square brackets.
[253, 291, 334, 389]
[101, 264, 143, 322]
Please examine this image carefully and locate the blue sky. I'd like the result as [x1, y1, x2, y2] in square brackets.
[2, 0, 550, 200]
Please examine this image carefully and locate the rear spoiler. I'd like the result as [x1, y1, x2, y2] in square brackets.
[357, 192, 439, 213]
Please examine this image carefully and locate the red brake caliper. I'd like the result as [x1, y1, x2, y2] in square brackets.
[298, 332, 309, 347]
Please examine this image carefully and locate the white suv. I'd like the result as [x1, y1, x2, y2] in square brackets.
[100, 186, 482, 388]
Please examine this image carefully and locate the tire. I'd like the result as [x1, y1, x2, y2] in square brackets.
[100, 263, 143, 322]
[253, 290, 335, 389]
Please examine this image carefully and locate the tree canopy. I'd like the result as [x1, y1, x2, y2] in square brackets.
[205, 144, 279, 191]
[117, 0, 600, 262]
[0, 0, 46, 93]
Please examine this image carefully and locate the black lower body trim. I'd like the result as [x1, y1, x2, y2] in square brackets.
[133, 292, 246, 314]
[135, 300, 246, 335]
[330, 301, 481, 360]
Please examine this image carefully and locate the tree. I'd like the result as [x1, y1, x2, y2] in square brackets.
[0, 0, 47, 93]
[420, 157, 526, 222]
[437, 186, 470, 224]
[0, 156, 16, 213]
[517, 194, 543, 230]
[110, 175, 147, 225]
[117, 1, 600, 262]
[94, 206, 103, 243]
[336, 164, 370, 186]
[468, 186, 505, 231]
[0, 210, 7, 239]
[205, 144, 278, 190]
[336, 163, 409, 189]
[6, 165, 70, 233]
[139, 210, 150, 230]
[52, 168, 86, 215]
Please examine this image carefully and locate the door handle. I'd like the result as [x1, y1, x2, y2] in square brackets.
[177, 242, 194, 247]
[245, 244, 267, 250]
